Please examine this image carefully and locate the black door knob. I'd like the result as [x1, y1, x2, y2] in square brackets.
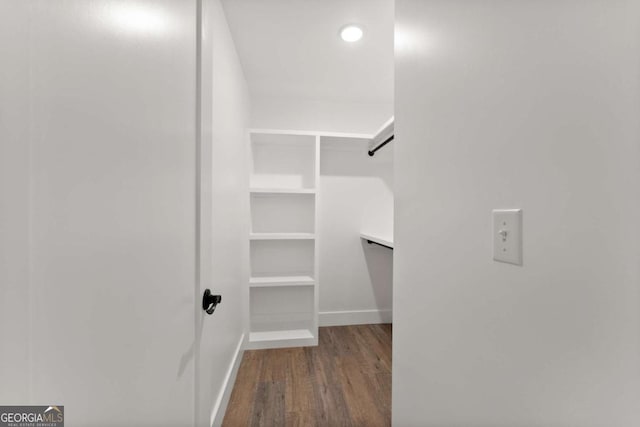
[202, 289, 221, 315]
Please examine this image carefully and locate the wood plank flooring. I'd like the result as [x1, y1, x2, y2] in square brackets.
[222, 324, 392, 427]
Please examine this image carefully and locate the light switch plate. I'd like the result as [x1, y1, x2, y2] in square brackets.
[492, 209, 522, 265]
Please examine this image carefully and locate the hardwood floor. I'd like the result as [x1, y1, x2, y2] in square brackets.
[222, 324, 392, 427]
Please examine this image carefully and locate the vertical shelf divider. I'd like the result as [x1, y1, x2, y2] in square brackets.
[313, 135, 320, 341]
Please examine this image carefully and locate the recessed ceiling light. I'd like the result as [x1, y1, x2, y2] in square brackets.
[340, 25, 363, 42]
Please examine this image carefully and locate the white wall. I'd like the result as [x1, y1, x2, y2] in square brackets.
[319, 140, 393, 325]
[0, 1, 30, 404]
[251, 96, 392, 134]
[197, 0, 250, 425]
[394, 1, 640, 426]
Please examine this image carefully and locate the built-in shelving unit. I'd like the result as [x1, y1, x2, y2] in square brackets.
[248, 130, 320, 349]
[247, 128, 381, 349]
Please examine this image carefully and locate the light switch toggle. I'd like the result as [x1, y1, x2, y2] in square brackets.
[492, 209, 522, 265]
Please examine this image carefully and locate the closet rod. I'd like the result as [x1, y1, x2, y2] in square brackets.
[366, 239, 394, 250]
[368, 134, 394, 157]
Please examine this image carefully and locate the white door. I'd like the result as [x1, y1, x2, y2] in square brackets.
[195, 1, 250, 425]
[1, 1, 199, 425]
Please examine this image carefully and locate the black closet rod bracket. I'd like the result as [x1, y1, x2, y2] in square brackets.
[368, 134, 394, 157]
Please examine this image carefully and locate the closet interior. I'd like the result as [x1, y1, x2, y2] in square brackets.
[247, 121, 394, 350]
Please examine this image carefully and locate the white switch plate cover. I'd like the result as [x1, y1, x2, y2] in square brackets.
[492, 209, 522, 265]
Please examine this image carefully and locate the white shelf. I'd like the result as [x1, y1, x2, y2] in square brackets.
[360, 232, 394, 249]
[250, 275, 315, 288]
[250, 128, 373, 139]
[371, 116, 394, 144]
[249, 329, 314, 343]
[250, 188, 316, 194]
[250, 232, 315, 240]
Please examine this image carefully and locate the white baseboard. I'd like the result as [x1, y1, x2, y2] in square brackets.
[319, 309, 392, 327]
[210, 333, 245, 427]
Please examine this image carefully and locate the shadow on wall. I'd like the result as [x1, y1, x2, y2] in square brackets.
[361, 239, 393, 316]
[320, 139, 393, 191]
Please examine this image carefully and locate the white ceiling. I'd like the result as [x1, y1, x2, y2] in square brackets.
[221, 0, 394, 104]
